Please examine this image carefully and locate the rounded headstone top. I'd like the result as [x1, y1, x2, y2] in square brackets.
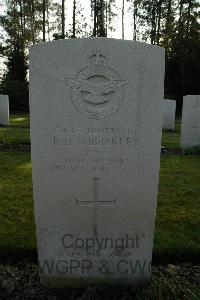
[30, 38, 165, 53]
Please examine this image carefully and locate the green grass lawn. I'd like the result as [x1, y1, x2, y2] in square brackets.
[0, 126, 30, 144]
[9, 114, 30, 127]
[0, 114, 30, 144]
[161, 119, 181, 149]
[0, 152, 35, 254]
[0, 152, 199, 261]
[155, 155, 200, 260]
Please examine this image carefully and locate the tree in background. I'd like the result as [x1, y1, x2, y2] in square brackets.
[0, 0, 31, 111]
[91, 0, 107, 36]
[66, 0, 90, 38]
[127, 0, 141, 41]
[161, 0, 200, 112]
[72, 0, 76, 38]
[0, 0, 199, 112]
[62, 0, 65, 38]
[0, 41, 28, 111]
[43, 0, 46, 41]
[105, 0, 117, 35]
[0, 0, 62, 110]
[122, 0, 125, 39]
[166, 0, 199, 112]
[126, 0, 200, 112]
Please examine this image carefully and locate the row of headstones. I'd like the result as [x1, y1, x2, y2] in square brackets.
[162, 95, 200, 147]
[0, 93, 199, 147]
[0, 95, 9, 126]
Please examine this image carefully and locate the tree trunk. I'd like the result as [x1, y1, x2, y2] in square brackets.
[72, 0, 76, 38]
[178, 0, 184, 32]
[23, 0, 26, 32]
[105, 0, 108, 37]
[46, 0, 50, 41]
[43, 0, 46, 42]
[165, 0, 172, 34]
[98, 0, 106, 36]
[186, 0, 192, 38]
[122, 0, 125, 39]
[19, 0, 24, 50]
[93, 0, 97, 36]
[164, 0, 172, 50]
[133, 0, 137, 41]
[29, 0, 36, 44]
[19, 0, 24, 36]
[62, 0, 65, 39]
[156, 0, 162, 45]
[151, 0, 156, 44]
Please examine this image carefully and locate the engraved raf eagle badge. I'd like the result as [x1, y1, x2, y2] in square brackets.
[63, 49, 128, 119]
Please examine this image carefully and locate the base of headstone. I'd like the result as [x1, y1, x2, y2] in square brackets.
[40, 274, 150, 288]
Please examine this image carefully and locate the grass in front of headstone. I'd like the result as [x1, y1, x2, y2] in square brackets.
[10, 114, 30, 127]
[0, 152, 35, 258]
[155, 154, 200, 262]
[0, 152, 199, 263]
[161, 119, 181, 149]
[0, 114, 30, 145]
[0, 127, 30, 145]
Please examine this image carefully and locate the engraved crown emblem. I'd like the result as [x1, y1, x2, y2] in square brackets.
[89, 50, 108, 67]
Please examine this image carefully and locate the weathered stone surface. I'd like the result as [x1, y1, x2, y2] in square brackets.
[0, 95, 9, 125]
[162, 99, 176, 130]
[30, 38, 165, 286]
[181, 95, 200, 147]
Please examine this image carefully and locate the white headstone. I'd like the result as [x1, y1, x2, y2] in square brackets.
[30, 38, 165, 286]
[0, 95, 9, 125]
[162, 99, 176, 130]
[181, 95, 200, 147]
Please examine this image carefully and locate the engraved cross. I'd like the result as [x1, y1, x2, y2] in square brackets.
[75, 178, 117, 237]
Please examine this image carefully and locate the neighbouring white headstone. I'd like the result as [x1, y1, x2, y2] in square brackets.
[181, 95, 200, 147]
[162, 99, 176, 130]
[30, 38, 165, 287]
[0, 95, 9, 125]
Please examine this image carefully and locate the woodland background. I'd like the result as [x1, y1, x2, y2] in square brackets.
[0, 0, 199, 112]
